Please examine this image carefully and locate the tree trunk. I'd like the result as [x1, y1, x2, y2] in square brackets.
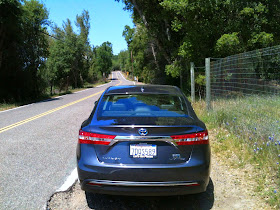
[150, 42, 160, 70]
[131, 0, 171, 65]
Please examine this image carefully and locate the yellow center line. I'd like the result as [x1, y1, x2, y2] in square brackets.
[0, 77, 123, 134]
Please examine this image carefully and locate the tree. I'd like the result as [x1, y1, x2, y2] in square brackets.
[0, 0, 23, 101]
[21, 0, 49, 98]
[0, 0, 49, 102]
[117, 0, 280, 90]
[94, 42, 113, 78]
[75, 10, 92, 83]
[46, 10, 93, 92]
[123, 25, 135, 47]
[118, 50, 130, 71]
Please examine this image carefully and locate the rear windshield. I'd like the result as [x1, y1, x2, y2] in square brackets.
[97, 94, 189, 118]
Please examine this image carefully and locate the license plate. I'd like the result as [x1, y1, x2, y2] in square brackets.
[130, 144, 157, 158]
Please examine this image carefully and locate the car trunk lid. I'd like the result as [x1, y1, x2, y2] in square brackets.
[88, 120, 203, 165]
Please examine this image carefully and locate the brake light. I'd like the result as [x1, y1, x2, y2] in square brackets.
[79, 130, 116, 145]
[171, 130, 209, 145]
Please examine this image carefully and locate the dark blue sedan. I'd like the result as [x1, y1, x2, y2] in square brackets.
[77, 85, 211, 196]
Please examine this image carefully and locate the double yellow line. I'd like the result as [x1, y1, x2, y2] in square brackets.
[0, 90, 103, 134]
[0, 78, 122, 134]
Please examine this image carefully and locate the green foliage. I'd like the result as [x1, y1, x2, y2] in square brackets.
[46, 10, 95, 93]
[112, 55, 121, 71]
[94, 42, 113, 78]
[21, 0, 49, 96]
[122, 25, 135, 47]
[0, 3, 101, 100]
[121, 23, 160, 83]
[165, 60, 181, 78]
[0, 0, 49, 102]
[248, 32, 274, 49]
[215, 32, 242, 56]
[0, 0, 23, 101]
[118, 50, 130, 71]
[195, 74, 205, 86]
[117, 0, 280, 91]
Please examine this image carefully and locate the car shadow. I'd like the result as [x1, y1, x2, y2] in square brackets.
[85, 178, 214, 210]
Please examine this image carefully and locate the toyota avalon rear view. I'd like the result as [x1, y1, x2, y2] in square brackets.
[76, 85, 211, 196]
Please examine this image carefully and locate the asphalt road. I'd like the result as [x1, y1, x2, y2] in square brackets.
[0, 71, 134, 209]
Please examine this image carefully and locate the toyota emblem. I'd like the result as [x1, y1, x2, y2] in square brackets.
[138, 128, 148, 136]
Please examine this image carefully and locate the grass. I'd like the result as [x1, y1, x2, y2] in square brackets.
[0, 80, 107, 112]
[0, 103, 18, 111]
[193, 95, 280, 208]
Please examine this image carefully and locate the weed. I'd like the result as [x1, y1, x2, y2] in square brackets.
[193, 95, 280, 208]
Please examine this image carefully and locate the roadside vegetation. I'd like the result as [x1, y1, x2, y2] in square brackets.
[0, 80, 108, 111]
[2, 0, 280, 103]
[117, 0, 280, 91]
[0, 0, 113, 106]
[193, 96, 280, 208]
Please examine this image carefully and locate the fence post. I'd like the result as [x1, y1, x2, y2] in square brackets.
[205, 58, 211, 110]
[190, 62, 195, 103]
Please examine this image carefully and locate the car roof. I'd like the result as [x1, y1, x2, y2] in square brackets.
[104, 85, 182, 95]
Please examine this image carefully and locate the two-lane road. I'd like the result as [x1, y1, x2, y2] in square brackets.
[0, 71, 134, 209]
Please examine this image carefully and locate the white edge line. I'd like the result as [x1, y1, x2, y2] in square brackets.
[118, 71, 137, 85]
[96, 83, 109, 88]
[74, 88, 93, 94]
[56, 168, 78, 192]
[0, 95, 64, 114]
[44, 168, 78, 209]
[0, 104, 32, 113]
[118, 71, 131, 82]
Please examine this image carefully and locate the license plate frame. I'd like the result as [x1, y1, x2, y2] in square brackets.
[130, 144, 157, 159]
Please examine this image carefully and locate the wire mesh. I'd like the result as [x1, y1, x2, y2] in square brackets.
[210, 45, 280, 98]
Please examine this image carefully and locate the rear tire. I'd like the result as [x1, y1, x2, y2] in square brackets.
[85, 191, 95, 209]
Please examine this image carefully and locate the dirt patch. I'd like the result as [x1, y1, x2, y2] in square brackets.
[47, 129, 272, 210]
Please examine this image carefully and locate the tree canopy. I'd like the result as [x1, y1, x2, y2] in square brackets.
[0, 1, 114, 102]
[116, 0, 280, 90]
[94, 41, 113, 78]
[0, 0, 49, 101]
[2, 0, 280, 102]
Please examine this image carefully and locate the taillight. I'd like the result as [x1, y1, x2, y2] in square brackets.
[171, 130, 209, 145]
[79, 130, 116, 145]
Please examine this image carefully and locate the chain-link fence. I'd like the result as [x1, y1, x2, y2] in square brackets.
[210, 46, 280, 99]
[190, 46, 280, 204]
[190, 45, 280, 108]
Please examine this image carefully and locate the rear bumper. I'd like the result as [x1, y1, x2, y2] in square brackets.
[78, 160, 210, 196]
[77, 143, 210, 196]
[80, 179, 207, 196]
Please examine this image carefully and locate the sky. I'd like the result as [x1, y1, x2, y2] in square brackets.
[41, 0, 134, 55]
